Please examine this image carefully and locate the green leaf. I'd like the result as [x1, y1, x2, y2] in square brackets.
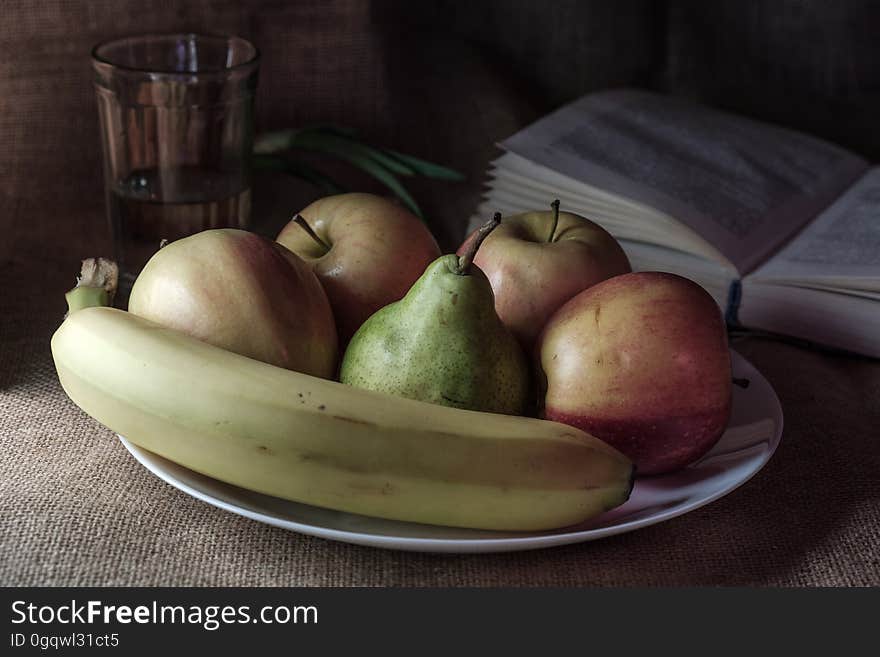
[345, 154, 422, 217]
[254, 125, 363, 155]
[255, 127, 463, 181]
[359, 146, 416, 177]
[252, 154, 346, 194]
[382, 149, 466, 181]
[288, 132, 423, 217]
[290, 131, 416, 177]
[253, 130, 298, 154]
[253, 125, 464, 217]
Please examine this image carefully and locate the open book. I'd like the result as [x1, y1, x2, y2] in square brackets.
[473, 89, 880, 358]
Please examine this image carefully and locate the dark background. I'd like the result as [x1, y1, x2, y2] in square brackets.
[2, 0, 878, 257]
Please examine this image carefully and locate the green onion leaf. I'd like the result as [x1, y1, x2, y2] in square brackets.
[253, 130, 298, 155]
[382, 149, 466, 181]
[252, 154, 346, 194]
[288, 133, 423, 217]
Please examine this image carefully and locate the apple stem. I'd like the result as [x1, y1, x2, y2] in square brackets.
[548, 199, 561, 243]
[293, 214, 331, 254]
[457, 212, 501, 275]
[732, 377, 750, 389]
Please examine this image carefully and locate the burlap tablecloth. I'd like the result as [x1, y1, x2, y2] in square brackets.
[2, 0, 878, 587]
[3, 276, 879, 586]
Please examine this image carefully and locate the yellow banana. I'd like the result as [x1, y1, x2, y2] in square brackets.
[51, 306, 633, 531]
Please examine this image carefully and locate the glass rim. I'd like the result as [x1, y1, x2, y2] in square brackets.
[91, 32, 260, 76]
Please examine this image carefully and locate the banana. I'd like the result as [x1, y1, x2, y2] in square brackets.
[51, 306, 633, 531]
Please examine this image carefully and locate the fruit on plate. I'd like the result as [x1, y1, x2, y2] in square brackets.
[457, 200, 630, 348]
[128, 229, 337, 379]
[340, 214, 530, 415]
[538, 271, 732, 476]
[276, 193, 441, 344]
[51, 305, 634, 531]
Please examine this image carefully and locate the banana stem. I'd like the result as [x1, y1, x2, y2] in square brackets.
[66, 286, 109, 314]
[548, 199, 561, 243]
[457, 212, 501, 275]
[65, 258, 118, 315]
[293, 214, 331, 254]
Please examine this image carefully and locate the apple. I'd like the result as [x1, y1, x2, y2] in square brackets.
[457, 202, 630, 348]
[538, 272, 731, 476]
[128, 229, 338, 378]
[277, 193, 441, 344]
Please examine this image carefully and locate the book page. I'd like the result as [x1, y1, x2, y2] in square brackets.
[619, 239, 735, 308]
[502, 89, 868, 274]
[481, 153, 732, 267]
[739, 280, 880, 358]
[748, 168, 880, 290]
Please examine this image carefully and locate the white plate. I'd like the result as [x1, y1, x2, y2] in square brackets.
[120, 350, 782, 553]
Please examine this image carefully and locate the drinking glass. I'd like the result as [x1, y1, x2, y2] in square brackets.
[92, 33, 260, 287]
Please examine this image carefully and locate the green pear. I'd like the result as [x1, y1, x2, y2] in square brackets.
[339, 214, 529, 415]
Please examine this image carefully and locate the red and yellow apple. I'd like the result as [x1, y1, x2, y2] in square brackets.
[457, 203, 630, 348]
[277, 193, 441, 344]
[538, 272, 731, 476]
[128, 228, 338, 378]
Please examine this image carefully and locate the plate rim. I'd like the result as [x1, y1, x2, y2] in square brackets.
[119, 349, 783, 553]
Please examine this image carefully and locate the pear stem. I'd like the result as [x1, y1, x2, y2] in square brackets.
[548, 199, 561, 243]
[457, 212, 501, 275]
[293, 214, 331, 254]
